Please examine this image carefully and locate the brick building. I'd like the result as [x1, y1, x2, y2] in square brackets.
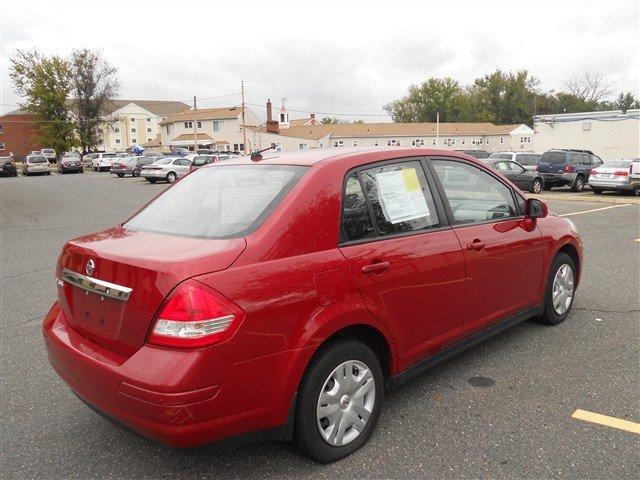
[0, 109, 44, 160]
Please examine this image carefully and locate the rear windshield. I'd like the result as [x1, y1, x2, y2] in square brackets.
[125, 165, 308, 238]
[29, 156, 48, 163]
[103, 153, 117, 158]
[541, 151, 566, 163]
[138, 158, 155, 165]
[42, 149, 55, 154]
[490, 153, 512, 160]
[603, 160, 632, 168]
[192, 155, 213, 166]
[155, 158, 173, 165]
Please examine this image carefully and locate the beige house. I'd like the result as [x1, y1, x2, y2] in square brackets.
[159, 106, 262, 152]
[99, 100, 190, 151]
[532, 110, 640, 160]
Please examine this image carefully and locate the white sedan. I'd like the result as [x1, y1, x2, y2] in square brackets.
[141, 156, 193, 183]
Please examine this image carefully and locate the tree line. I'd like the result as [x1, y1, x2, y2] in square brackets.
[384, 70, 639, 125]
[10, 49, 119, 155]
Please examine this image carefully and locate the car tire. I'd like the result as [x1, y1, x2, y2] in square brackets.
[147, 178, 157, 183]
[591, 188, 603, 194]
[543, 183, 553, 191]
[293, 339, 384, 463]
[166, 172, 177, 183]
[117, 173, 124, 178]
[571, 176, 585, 192]
[634, 185, 640, 196]
[538, 252, 577, 326]
[47, 171, 51, 175]
[530, 178, 543, 194]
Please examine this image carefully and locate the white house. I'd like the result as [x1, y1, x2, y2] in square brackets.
[532, 110, 640, 160]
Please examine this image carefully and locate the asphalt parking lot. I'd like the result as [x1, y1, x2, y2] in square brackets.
[1, 170, 639, 479]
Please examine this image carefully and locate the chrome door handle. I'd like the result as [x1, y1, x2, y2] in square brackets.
[362, 261, 391, 274]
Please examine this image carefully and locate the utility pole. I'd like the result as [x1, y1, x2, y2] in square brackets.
[193, 96, 198, 152]
[241, 81, 247, 155]
[436, 112, 440, 148]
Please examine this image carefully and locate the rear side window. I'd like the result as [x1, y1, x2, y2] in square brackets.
[568, 152, 581, 164]
[193, 156, 212, 166]
[516, 154, 541, 166]
[432, 160, 518, 224]
[340, 174, 375, 242]
[355, 160, 440, 238]
[125, 165, 307, 239]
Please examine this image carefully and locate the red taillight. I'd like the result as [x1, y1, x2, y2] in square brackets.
[148, 279, 244, 348]
[563, 164, 574, 173]
[589, 168, 598, 175]
[614, 170, 629, 177]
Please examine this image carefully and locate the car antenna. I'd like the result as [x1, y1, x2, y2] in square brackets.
[250, 145, 276, 162]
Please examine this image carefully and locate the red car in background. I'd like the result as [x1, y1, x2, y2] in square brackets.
[43, 148, 582, 463]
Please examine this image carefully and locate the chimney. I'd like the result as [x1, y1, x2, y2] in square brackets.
[310, 113, 316, 124]
[266, 99, 273, 123]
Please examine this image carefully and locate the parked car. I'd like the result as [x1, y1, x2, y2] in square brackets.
[58, 154, 83, 174]
[141, 156, 192, 183]
[22, 155, 50, 175]
[0, 156, 17, 177]
[40, 148, 57, 163]
[196, 148, 215, 155]
[536, 149, 603, 191]
[110, 156, 140, 177]
[43, 148, 582, 462]
[132, 156, 161, 177]
[170, 148, 190, 157]
[90, 152, 118, 172]
[587, 160, 637, 195]
[456, 149, 490, 159]
[189, 154, 232, 172]
[489, 152, 542, 171]
[483, 158, 545, 193]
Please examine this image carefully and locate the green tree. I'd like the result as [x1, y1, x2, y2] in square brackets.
[613, 92, 639, 112]
[10, 50, 76, 154]
[320, 117, 364, 124]
[71, 48, 120, 154]
[466, 70, 539, 124]
[383, 77, 467, 122]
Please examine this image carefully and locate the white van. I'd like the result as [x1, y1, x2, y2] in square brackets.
[489, 152, 542, 171]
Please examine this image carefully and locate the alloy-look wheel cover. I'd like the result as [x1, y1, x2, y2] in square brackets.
[552, 264, 574, 315]
[316, 360, 375, 447]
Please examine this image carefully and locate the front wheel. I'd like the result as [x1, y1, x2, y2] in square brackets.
[294, 339, 384, 463]
[166, 172, 177, 183]
[116, 173, 124, 178]
[591, 187, 603, 194]
[571, 176, 585, 192]
[538, 252, 576, 325]
[530, 178, 543, 194]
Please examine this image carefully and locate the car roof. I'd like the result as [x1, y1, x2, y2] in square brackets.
[220, 147, 482, 169]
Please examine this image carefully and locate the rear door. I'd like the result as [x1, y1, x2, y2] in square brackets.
[428, 158, 544, 335]
[506, 161, 532, 190]
[339, 158, 466, 368]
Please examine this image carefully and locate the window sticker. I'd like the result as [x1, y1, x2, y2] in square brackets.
[375, 168, 429, 224]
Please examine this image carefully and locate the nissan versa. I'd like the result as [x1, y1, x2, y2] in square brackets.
[43, 148, 582, 462]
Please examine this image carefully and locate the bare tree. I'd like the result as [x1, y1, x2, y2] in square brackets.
[565, 71, 613, 103]
[71, 49, 120, 154]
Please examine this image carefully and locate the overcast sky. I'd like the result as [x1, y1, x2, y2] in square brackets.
[1, 0, 638, 121]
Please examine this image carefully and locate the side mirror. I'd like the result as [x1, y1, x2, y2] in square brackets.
[525, 198, 548, 219]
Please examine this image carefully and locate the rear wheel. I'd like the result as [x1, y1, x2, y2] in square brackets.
[116, 173, 124, 178]
[147, 178, 157, 183]
[571, 176, 585, 192]
[530, 178, 543, 194]
[166, 172, 177, 183]
[634, 185, 640, 196]
[543, 183, 553, 191]
[538, 252, 576, 325]
[294, 339, 384, 463]
[591, 187, 603, 194]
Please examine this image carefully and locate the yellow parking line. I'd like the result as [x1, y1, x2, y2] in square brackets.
[559, 204, 630, 217]
[572, 409, 640, 434]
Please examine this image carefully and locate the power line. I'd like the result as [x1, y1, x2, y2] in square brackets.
[245, 101, 390, 118]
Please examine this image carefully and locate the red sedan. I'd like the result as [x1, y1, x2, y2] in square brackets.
[43, 148, 582, 462]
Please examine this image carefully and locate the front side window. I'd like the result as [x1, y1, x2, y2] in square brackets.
[358, 160, 440, 237]
[492, 161, 510, 171]
[340, 173, 375, 242]
[432, 160, 517, 225]
[125, 165, 308, 239]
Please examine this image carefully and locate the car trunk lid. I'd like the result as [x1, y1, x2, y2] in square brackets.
[57, 227, 246, 357]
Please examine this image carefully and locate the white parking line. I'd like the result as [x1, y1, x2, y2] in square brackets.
[559, 204, 631, 217]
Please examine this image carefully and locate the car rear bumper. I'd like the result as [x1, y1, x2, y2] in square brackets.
[60, 165, 83, 172]
[540, 172, 576, 184]
[42, 302, 293, 447]
[587, 179, 634, 191]
[141, 170, 166, 178]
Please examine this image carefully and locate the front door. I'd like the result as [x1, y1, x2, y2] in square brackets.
[429, 158, 544, 335]
[338, 159, 466, 370]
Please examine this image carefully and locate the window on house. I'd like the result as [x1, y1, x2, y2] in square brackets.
[0, 142, 5, 150]
[115, 139, 121, 144]
[299, 143, 308, 149]
[233, 144, 245, 152]
[146, 117, 151, 122]
[521, 136, 531, 143]
[166, 125, 170, 135]
[432, 139, 437, 146]
[443, 138, 455, 147]
[500, 137, 504, 144]
[411, 139, 424, 147]
[184, 121, 193, 129]
[197, 121, 202, 129]
[147, 128, 151, 133]
[353, 140, 359, 147]
[130, 117, 135, 122]
[373, 140, 379, 146]
[131, 138, 137, 143]
[333, 140, 344, 147]
[387, 139, 399, 146]
[131, 128, 136, 133]
[0, 125, 3, 134]
[212, 121, 222, 132]
[486, 139, 490, 144]
[114, 127, 120, 133]
[462, 140, 465, 145]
